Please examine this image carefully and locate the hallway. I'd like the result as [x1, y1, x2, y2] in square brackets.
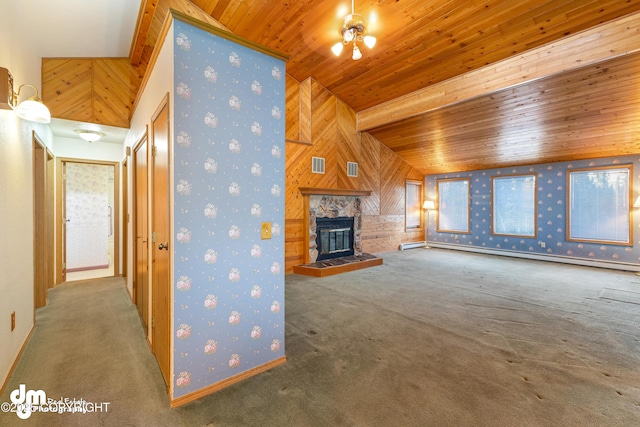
[0, 276, 178, 426]
[2, 249, 640, 426]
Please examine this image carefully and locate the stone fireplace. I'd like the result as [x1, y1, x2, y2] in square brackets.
[294, 188, 382, 276]
[300, 188, 371, 264]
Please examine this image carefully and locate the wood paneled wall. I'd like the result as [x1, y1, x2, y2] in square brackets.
[285, 75, 423, 273]
[42, 58, 141, 128]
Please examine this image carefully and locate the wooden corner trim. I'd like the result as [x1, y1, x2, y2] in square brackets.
[169, 356, 287, 408]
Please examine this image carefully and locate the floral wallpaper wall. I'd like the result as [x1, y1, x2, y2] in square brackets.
[65, 163, 110, 270]
[425, 155, 640, 266]
[172, 21, 285, 398]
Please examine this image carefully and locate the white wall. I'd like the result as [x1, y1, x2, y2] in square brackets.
[0, 2, 54, 391]
[124, 23, 174, 308]
[53, 137, 124, 162]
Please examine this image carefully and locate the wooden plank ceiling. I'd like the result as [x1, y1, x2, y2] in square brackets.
[132, 0, 640, 173]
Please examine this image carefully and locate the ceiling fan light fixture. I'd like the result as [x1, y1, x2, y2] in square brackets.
[332, 1, 375, 60]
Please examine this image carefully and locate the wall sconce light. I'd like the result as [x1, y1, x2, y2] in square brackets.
[75, 130, 104, 143]
[423, 200, 436, 248]
[1, 66, 51, 123]
[634, 196, 640, 208]
[14, 85, 51, 124]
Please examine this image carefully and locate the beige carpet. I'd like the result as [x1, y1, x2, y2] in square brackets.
[1, 249, 639, 426]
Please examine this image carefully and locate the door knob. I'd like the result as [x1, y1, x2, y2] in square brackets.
[158, 242, 169, 250]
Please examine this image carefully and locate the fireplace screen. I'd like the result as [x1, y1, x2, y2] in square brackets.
[316, 217, 354, 261]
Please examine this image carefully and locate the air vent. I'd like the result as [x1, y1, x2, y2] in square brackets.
[312, 157, 325, 174]
[347, 162, 358, 177]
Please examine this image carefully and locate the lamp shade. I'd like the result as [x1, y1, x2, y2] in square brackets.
[634, 196, 640, 208]
[423, 200, 435, 210]
[352, 45, 362, 60]
[363, 35, 376, 48]
[15, 99, 51, 124]
[331, 42, 344, 56]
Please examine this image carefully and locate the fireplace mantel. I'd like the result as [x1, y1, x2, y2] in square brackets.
[299, 187, 371, 197]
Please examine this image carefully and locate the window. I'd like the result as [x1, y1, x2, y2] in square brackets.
[491, 174, 537, 237]
[405, 180, 423, 230]
[568, 165, 631, 245]
[436, 178, 470, 233]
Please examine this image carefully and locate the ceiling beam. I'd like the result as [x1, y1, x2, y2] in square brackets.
[356, 11, 640, 132]
[129, 0, 158, 65]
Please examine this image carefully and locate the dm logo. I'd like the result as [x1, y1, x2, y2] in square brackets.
[10, 384, 46, 419]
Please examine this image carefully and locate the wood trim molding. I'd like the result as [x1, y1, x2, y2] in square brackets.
[129, 0, 158, 64]
[303, 196, 310, 264]
[169, 356, 287, 408]
[170, 9, 289, 61]
[285, 139, 313, 146]
[299, 187, 372, 196]
[357, 11, 640, 131]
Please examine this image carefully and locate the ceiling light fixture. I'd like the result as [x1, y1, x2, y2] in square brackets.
[76, 130, 104, 143]
[331, 0, 376, 60]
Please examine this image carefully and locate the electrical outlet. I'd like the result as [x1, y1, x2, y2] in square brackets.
[11, 311, 15, 331]
[261, 222, 272, 240]
[540, 242, 546, 248]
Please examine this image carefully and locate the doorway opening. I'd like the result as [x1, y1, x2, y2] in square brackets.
[56, 158, 120, 284]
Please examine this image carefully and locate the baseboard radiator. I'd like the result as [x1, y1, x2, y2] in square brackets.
[427, 242, 640, 272]
[399, 241, 426, 250]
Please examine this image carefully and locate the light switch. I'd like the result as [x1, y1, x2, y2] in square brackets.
[261, 222, 272, 240]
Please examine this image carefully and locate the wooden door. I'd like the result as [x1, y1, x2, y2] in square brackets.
[33, 134, 47, 307]
[151, 97, 171, 387]
[134, 134, 149, 328]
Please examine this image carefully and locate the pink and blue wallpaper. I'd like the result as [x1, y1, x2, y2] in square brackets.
[172, 21, 285, 397]
[65, 163, 110, 270]
[426, 155, 640, 266]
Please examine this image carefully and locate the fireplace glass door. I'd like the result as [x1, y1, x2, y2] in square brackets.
[316, 217, 355, 261]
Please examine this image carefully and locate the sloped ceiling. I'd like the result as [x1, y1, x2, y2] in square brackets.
[29, 0, 640, 172]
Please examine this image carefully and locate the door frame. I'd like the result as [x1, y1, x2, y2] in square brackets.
[55, 158, 120, 284]
[46, 148, 55, 289]
[132, 128, 150, 330]
[32, 132, 49, 308]
[122, 156, 128, 281]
